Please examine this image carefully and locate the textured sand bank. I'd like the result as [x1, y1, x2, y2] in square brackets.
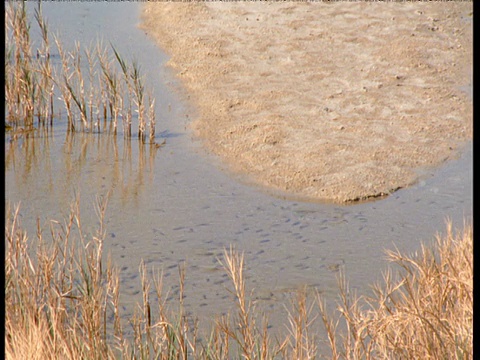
[141, 2, 472, 203]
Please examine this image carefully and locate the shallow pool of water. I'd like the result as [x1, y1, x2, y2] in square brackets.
[5, 2, 472, 331]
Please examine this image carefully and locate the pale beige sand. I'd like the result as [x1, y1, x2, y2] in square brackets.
[141, 2, 472, 203]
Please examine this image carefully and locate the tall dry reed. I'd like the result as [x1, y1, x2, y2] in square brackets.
[5, 194, 472, 359]
[5, 1, 159, 145]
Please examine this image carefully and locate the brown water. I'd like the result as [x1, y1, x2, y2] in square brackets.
[5, 2, 472, 333]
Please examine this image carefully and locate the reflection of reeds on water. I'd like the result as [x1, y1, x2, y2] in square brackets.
[5, 0, 162, 212]
[5, 1, 158, 144]
[5, 127, 157, 208]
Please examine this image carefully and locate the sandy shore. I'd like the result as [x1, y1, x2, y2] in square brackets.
[141, 2, 472, 203]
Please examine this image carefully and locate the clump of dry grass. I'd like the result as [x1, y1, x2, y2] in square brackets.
[4, 196, 312, 359]
[318, 221, 473, 360]
[5, 195, 472, 359]
[5, 1, 158, 144]
[5, 195, 115, 359]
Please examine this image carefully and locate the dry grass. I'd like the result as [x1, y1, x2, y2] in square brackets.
[318, 222, 473, 360]
[5, 1, 157, 143]
[5, 195, 472, 359]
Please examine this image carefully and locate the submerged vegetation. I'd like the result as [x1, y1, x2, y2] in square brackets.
[5, 198, 473, 359]
[5, 1, 156, 143]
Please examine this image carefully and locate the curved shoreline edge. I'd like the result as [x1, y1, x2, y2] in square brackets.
[140, 2, 472, 204]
